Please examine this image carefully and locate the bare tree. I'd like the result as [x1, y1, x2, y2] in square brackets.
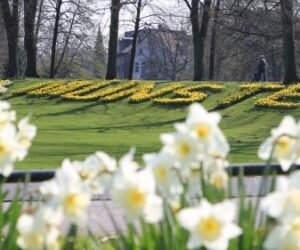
[280, 0, 298, 84]
[209, 0, 221, 80]
[49, 0, 63, 78]
[182, 0, 212, 81]
[24, 0, 39, 77]
[0, 0, 19, 78]
[35, 0, 44, 50]
[106, 0, 121, 79]
[46, 0, 95, 78]
[93, 27, 106, 78]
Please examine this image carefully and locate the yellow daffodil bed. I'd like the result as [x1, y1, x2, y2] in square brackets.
[12, 80, 300, 109]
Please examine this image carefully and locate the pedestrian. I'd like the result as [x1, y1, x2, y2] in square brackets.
[255, 55, 268, 82]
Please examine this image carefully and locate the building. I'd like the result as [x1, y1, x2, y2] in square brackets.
[117, 25, 191, 80]
[0, 7, 8, 79]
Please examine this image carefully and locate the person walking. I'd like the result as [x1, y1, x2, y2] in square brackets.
[255, 55, 268, 81]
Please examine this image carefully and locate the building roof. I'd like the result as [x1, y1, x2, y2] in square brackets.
[119, 44, 132, 54]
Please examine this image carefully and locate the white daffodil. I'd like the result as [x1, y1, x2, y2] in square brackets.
[175, 103, 229, 159]
[261, 171, 300, 221]
[144, 150, 183, 198]
[178, 199, 241, 250]
[0, 101, 16, 128]
[17, 207, 61, 250]
[0, 86, 7, 94]
[209, 170, 229, 190]
[185, 162, 202, 196]
[202, 153, 229, 176]
[119, 148, 139, 177]
[0, 101, 10, 110]
[16, 117, 37, 160]
[95, 151, 117, 172]
[2, 79, 12, 86]
[264, 217, 300, 250]
[258, 116, 300, 171]
[185, 155, 229, 195]
[17, 117, 37, 149]
[112, 167, 163, 223]
[0, 124, 21, 176]
[161, 131, 199, 169]
[73, 152, 117, 194]
[40, 160, 90, 225]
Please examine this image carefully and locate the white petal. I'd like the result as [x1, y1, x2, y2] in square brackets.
[263, 225, 284, 249]
[223, 223, 242, 239]
[177, 207, 201, 230]
[204, 237, 228, 250]
[279, 159, 293, 172]
[187, 233, 203, 249]
[0, 101, 10, 110]
[260, 192, 285, 218]
[144, 195, 163, 223]
[214, 200, 236, 223]
[258, 138, 273, 160]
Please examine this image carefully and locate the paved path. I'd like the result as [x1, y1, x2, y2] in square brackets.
[2, 176, 272, 235]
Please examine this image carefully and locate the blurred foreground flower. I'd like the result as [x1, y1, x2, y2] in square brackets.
[175, 103, 229, 159]
[258, 116, 300, 171]
[0, 101, 36, 176]
[112, 161, 163, 223]
[178, 199, 241, 250]
[39, 160, 91, 225]
[144, 150, 183, 198]
[261, 171, 300, 221]
[264, 217, 300, 250]
[17, 206, 61, 250]
[72, 151, 117, 194]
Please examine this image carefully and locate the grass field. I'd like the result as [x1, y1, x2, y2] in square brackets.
[2, 78, 300, 170]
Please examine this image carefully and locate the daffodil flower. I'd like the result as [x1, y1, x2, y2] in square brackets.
[264, 217, 300, 250]
[261, 171, 300, 221]
[178, 199, 241, 250]
[39, 160, 91, 225]
[144, 150, 183, 198]
[17, 207, 61, 250]
[112, 167, 163, 223]
[258, 116, 300, 171]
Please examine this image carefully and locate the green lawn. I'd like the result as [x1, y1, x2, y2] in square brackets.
[2, 78, 299, 170]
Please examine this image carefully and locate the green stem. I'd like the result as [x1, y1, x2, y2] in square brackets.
[63, 224, 78, 250]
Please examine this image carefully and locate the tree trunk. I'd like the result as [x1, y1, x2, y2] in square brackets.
[198, 0, 212, 80]
[49, 0, 63, 79]
[0, 7, 8, 78]
[280, 0, 298, 84]
[0, 0, 19, 78]
[106, 0, 121, 80]
[128, 0, 142, 80]
[209, 0, 221, 80]
[189, 0, 211, 81]
[190, 0, 201, 81]
[24, 0, 38, 77]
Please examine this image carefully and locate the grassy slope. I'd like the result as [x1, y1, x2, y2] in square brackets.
[2, 79, 300, 170]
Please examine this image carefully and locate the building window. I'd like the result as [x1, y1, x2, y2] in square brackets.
[135, 62, 139, 73]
